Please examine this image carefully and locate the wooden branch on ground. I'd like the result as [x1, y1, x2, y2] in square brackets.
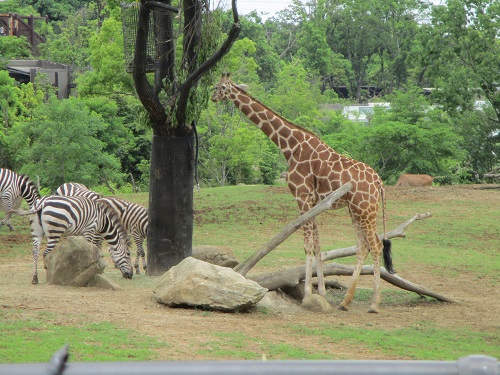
[234, 183, 352, 276]
[250, 263, 455, 303]
[321, 212, 432, 262]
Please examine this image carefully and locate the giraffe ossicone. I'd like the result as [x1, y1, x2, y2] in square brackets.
[211, 73, 395, 313]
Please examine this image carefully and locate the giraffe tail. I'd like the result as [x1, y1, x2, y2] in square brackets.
[379, 180, 395, 274]
[382, 239, 395, 274]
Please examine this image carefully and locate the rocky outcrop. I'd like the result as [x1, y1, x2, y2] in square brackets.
[153, 257, 266, 312]
[45, 236, 107, 287]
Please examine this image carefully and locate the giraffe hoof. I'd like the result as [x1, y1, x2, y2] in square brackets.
[32, 276, 39, 284]
[338, 305, 349, 312]
[368, 308, 379, 314]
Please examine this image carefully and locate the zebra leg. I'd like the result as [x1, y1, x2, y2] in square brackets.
[31, 236, 41, 284]
[0, 197, 14, 231]
[133, 232, 147, 274]
[29, 215, 45, 284]
[42, 238, 59, 270]
[0, 213, 14, 231]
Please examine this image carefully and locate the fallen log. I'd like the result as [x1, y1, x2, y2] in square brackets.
[234, 183, 352, 276]
[250, 263, 455, 303]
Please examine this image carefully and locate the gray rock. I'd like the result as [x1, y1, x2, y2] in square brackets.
[153, 257, 267, 312]
[192, 245, 239, 268]
[45, 236, 106, 287]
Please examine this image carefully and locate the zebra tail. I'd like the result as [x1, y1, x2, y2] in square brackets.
[8, 209, 35, 216]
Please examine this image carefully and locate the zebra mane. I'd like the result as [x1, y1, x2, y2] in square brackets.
[97, 199, 131, 245]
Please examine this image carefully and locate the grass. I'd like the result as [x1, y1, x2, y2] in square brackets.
[293, 323, 500, 360]
[0, 310, 168, 362]
[1, 184, 499, 363]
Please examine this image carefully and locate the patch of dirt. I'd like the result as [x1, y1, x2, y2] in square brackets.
[0, 185, 499, 360]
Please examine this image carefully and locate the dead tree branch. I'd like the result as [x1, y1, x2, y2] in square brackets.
[321, 212, 432, 262]
[234, 183, 352, 276]
[250, 263, 455, 303]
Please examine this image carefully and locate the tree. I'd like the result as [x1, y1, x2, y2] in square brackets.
[9, 97, 123, 190]
[268, 60, 320, 121]
[0, 36, 32, 69]
[132, 0, 241, 275]
[77, 9, 134, 96]
[323, 87, 464, 182]
[414, 0, 500, 177]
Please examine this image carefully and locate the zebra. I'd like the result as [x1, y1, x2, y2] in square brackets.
[100, 197, 148, 274]
[9, 195, 133, 284]
[55, 182, 102, 199]
[56, 183, 149, 274]
[0, 168, 41, 231]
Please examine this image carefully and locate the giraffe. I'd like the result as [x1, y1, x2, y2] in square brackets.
[211, 73, 395, 313]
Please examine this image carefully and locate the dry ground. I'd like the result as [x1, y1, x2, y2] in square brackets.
[0, 185, 499, 360]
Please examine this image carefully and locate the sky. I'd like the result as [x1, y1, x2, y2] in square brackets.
[224, 0, 293, 17]
[223, 0, 445, 18]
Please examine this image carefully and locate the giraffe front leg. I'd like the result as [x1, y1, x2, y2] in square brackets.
[302, 221, 315, 301]
[312, 223, 326, 297]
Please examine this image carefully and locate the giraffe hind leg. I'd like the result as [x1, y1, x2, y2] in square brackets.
[339, 224, 368, 311]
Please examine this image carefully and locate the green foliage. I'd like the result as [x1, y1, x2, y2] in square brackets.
[268, 60, 320, 121]
[0, 70, 21, 130]
[324, 87, 464, 182]
[77, 14, 133, 96]
[8, 96, 124, 190]
[39, 8, 95, 68]
[198, 107, 267, 186]
[0, 36, 32, 69]
[219, 37, 260, 87]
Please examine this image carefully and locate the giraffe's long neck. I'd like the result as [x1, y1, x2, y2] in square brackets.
[229, 88, 305, 161]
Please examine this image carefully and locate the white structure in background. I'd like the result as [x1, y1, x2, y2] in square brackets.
[342, 102, 391, 122]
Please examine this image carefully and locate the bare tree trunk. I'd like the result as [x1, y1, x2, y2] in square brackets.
[133, 0, 241, 275]
[250, 263, 455, 303]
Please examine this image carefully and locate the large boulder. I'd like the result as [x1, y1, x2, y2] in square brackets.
[45, 236, 107, 287]
[154, 257, 267, 312]
[192, 245, 239, 268]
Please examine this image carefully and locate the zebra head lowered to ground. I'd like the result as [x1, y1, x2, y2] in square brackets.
[9, 195, 133, 284]
[55, 182, 149, 274]
[0, 168, 40, 231]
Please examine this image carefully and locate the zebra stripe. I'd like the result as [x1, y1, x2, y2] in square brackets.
[56, 183, 149, 274]
[0, 168, 40, 231]
[9, 195, 133, 284]
[55, 182, 102, 199]
[100, 197, 149, 274]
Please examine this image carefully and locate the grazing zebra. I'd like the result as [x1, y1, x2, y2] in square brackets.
[100, 197, 148, 274]
[55, 182, 102, 199]
[56, 182, 149, 274]
[0, 168, 41, 231]
[9, 195, 133, 284]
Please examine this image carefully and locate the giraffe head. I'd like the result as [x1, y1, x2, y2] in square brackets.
[211, 72, 240, 103]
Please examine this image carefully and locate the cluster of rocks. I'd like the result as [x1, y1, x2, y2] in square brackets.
[45, 238, 329, 313]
